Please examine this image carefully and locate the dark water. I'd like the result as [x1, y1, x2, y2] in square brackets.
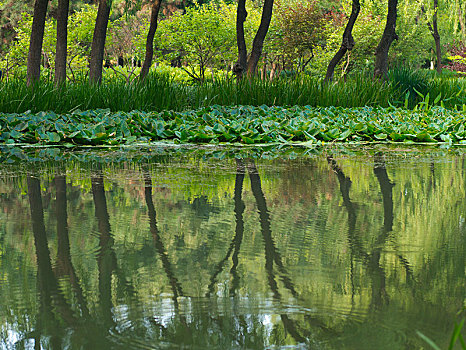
[0, 146, 464, 349]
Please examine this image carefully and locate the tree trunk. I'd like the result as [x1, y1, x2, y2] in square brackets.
[432, 0, 442, 74]
[374, 0, 399, 79]
[89, 0, 111, 83]
[459, 5, 466, 41]
[54, 0, 70, 84]
[27, 0, 49, 86]
[140, 0, 162, 81]
[422, 1, 442, 74]
[261, 53, 267, 80]
[247, 0, 274, 78]
[269, 61, 278, 81]
[233, 0, 248, 79]
[325, 0, 360, 82]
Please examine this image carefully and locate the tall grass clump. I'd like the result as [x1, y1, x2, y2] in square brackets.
[195, 73, 392, 108]
[388, 67, 466, 109]
[1, 69, 466, 113]
[0, 74, 192, 113]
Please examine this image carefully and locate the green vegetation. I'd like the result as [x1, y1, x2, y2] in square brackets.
[2, 0, 466, 80]
[3, 104, 466, 146]
[1, 69, 466, 114]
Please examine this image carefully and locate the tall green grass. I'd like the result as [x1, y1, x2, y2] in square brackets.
[0, 69, 465, 113]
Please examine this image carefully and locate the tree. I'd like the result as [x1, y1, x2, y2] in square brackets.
[54, 0, 70, 84]
[234, 0, 247, 78]
[156, 1, 237, 82]
[267, 0, 327, 75]
[423, 0, 442, 74]
[325, 0, 360, 82]
[26, 0, 49, 85]
[89, 0, 111, 83]
[235, 0, 274, 78]
[374, 0, 398, 78]
[139, 0, 162, 80]
[246, 0, 274, 78]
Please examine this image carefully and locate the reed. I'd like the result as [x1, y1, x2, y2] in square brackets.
[0, 69, 465, 114]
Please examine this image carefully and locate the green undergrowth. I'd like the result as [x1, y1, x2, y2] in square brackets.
[2, 105, 466, 147]
[1, 70, 466, 114]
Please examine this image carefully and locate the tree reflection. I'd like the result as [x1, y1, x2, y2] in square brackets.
[27, 175, 76, 348]
[54, 175, 89, 319]
[328, 154, 414, 311]
[206, 159, 245, 297]
[247, 159, 305, 344]
[143, 169, 184, 303]
[91, 170, 117, 328]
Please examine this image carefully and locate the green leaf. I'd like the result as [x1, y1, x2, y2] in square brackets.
[416, 331, 441, 350]
[241, 136, 254, 144]
[448, 319, 464, 350]
[374, 133, 387, 140]
[46, 132, 61, 143]
[416, 131, 434, 142]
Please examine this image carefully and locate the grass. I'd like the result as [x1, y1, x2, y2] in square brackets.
[417, 313, 465, 350]
[1, 69, 465, 114]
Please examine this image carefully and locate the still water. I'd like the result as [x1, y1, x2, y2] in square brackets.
[0, 145, 464, 349]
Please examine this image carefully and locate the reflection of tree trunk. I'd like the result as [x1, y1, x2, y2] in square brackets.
[27, 176, 76, 339]
[230, 159, 246, 296]
[248, 160, 298, 298]
[371, 153, 395, 308]
[373, 154, 394, 236]
[327, 157, 359, 308]
[325, 0, 360, 82]
[247, 160, 305, 344]
[91, 171, 116, 326]
[54, 175, 90, 318]
[328, 157, 386, 311]
[143, 170, 183, 302]
[205, 159, 246, 297]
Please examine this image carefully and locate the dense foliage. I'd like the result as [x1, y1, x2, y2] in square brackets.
[2, 0, 466, 80]
[3, 105, 466, 146]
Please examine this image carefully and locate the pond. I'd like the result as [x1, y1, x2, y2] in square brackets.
[0, 145, 464, 349]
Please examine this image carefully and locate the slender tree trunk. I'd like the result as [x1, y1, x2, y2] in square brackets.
[422, 1, 442, 74]
[374, 0, 399, 79]
[89, 0, 111, 83]
[432, 0, 442, 74]
[269, 61, 278, 81]
[54, 0, 70, 84]
[247, 0, 274, 78]
[459, 5, 466, 41]
[233, 0, 248, 79]
[261, 53, 267, 80]
[140, 0, 162, 81]
[325, 0, 360, 82]
[27, 0, 49, 86]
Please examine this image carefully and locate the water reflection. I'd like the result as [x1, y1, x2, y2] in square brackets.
[0, 149, 464, 349]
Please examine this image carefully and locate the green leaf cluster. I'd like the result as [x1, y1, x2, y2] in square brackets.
[2, 105, 466, 146]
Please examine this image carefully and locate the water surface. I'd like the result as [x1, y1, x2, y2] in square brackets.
[0, 145, 464, 349]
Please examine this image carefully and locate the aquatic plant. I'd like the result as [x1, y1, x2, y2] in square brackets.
[2, 105, 466, 147]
